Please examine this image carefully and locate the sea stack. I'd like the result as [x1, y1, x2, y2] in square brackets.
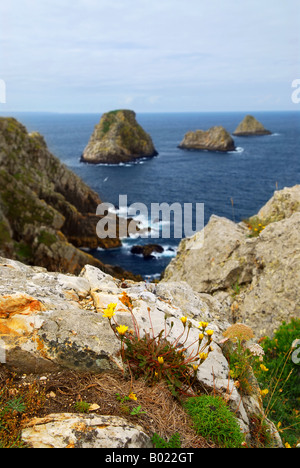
[178, 126, 235, 152]
[81, 110, 158, 164]
[233, 115, 271, 136]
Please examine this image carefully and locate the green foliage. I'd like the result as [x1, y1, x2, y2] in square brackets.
[74, 401, 91, 413]
[0, 376, 45, 448]
[243, 216, 269, 237]
[184, 395, 245, 448]
[38, 230, 57, 247]
[152, 432, 181, 448]
[254, 318, 300, 447]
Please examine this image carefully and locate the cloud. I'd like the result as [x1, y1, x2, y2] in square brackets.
[0, 0, 299, 112]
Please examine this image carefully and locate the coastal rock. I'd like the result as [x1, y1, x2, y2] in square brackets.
[162, 186, 300, 338]
[22, 413, 152, 448]
[233, 115, 271, 136]
[178, 126, 235, 152]
[0, 257, 282, 446]
[81, 110, 158, 164]
[0, 117, 139, 280]
[131, 244, 164, 258]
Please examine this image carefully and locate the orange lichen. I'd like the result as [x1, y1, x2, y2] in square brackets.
[0, 294, 46, 318]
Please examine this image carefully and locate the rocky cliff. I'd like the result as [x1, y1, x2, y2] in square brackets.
[0, 257, 282, 447]
[162, 185, 300, 338]
[81, 110, 158, 164]
[178, 126, 235, 152]
[0, 117, 138, 279]
[233, 115, 271, 136]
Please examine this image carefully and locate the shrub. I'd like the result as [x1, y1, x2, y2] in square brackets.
[183, 395, 245, 448]
[254, 319, 300, 447]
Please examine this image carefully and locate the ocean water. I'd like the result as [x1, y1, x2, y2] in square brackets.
[3, 111, 300, 279]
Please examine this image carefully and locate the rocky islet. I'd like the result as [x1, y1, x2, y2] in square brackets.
[81, 109, 158, 164]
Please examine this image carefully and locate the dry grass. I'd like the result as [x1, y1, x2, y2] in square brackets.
[0, 366, 216, 448]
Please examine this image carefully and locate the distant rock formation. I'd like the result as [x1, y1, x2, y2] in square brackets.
[233, 115, 271, 136]
[0, 117, 140, 280]
[131, 244, 164, 259]
[81, 110, 158, 164]
[178, 126, 235, 152]
[162, 185, 300, 338]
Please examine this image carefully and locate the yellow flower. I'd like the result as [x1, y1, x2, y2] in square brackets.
[285, 442, 291, 448]
[102, 303, 117, 319]
[199, 352, 208, 361]
[199, 333, 204, 341]
[181, 316, 188, 325]
[260, 364, 269, 372]
[158, 356, 164, 365]
[199, 321, 208, 329]
[193, 364, 199, 372]
[116, 325, 128, 336]
[128, 392, 137, 401]
[206, 329, 214, 337]
[260, 389, 269, 396]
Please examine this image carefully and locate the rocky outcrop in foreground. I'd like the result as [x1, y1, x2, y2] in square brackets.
[178, 126, 235, 152]
[0, 256, 282, 447]
[81, 110, 158, 164]
[233, 115, 271, 136]
[162, 185, 300, 338]
[0, 117, 138, 280]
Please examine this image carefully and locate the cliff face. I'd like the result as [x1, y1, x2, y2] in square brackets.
[162, 185, 300, 338]
[0, 117, 138, 279]
[81, 110, 158, 164]
[178, 126, 235, 152]
[233, 115, 271, 136]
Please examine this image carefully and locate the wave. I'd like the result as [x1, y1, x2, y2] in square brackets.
[228, 146, 244, 154]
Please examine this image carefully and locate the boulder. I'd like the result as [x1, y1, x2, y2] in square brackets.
[233, 115, 271, 136]
[178, 126, 235, 152]
[162, 186, 300, 338]
[22, 413, 152, 448]
[0, 257, 282, 447]
[81, 110, 158, 164]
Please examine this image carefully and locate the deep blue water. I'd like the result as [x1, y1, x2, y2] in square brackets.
[2, 111, 300, 279]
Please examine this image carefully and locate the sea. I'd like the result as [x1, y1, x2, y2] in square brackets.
[2, 111, 300, 280]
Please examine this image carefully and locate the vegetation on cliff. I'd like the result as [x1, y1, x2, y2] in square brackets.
[0, 117, 139, 279]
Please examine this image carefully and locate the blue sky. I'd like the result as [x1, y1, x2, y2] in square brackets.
[0, 0, 299, 113]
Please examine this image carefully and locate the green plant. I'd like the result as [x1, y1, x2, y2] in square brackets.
[0, 377, 45, 448]
[222, 323, 261, 395]
[243, 216, 269, 237]
[116, 392, 146, 417]
[152, 432, 181, 448]
[74, 401, 91, 413]
[103, 298, 214, 398]
[184, 395, 245, 448]
[254, 319, 300, 447]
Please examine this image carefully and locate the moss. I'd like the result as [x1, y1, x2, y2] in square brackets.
[15, 242, 33, 261]
[38, 230, 57, 247]
[0, 220, 12, 245]
[184, 395, 245, 448]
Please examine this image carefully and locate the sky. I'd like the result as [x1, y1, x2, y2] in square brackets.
[0, 0, 299, 113]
